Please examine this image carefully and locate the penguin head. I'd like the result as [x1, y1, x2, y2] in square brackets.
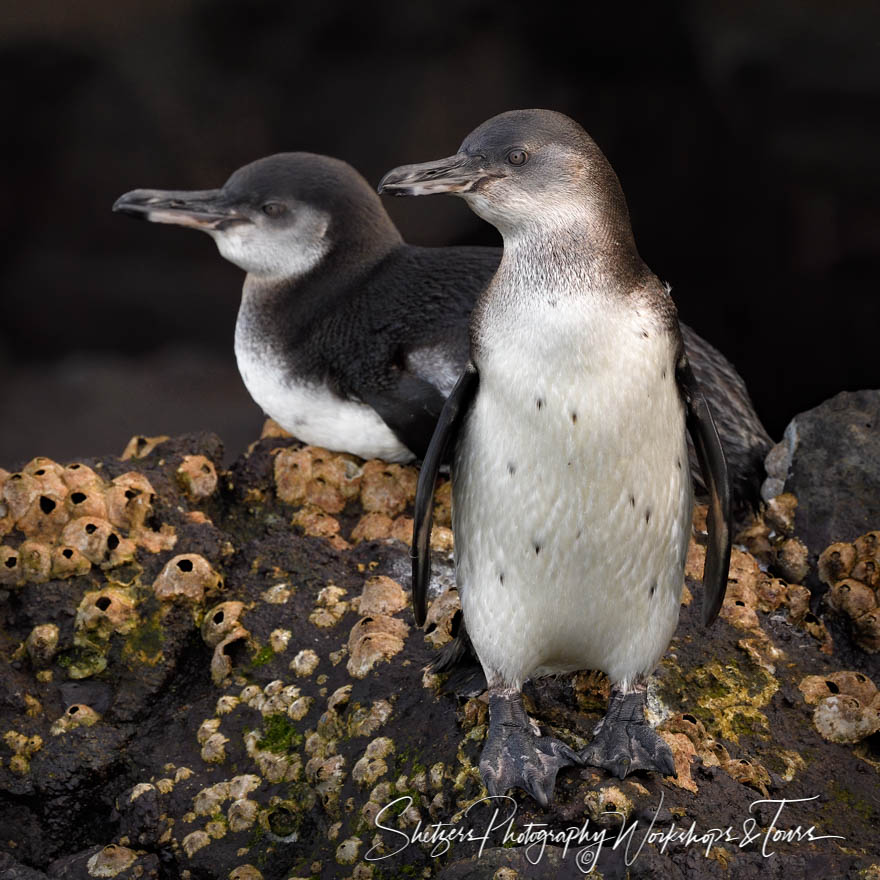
[379, 109, 630, 239]
[114, 154, 401, 280]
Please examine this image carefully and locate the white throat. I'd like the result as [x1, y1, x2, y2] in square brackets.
[210, 206, 331, 281]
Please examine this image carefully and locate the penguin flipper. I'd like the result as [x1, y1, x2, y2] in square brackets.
[676, 356, 732, 626]
[358, 372, 448, 459]
[679, 321, 772, 514]
[412, 363, 479, 627]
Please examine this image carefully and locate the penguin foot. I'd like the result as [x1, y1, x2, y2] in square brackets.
[480, 689, 581, 807]
[580, 683, 676, 780]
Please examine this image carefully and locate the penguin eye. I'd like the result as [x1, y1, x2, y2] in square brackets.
[261, 202, 286, 217]
[506, 149, 528, 167]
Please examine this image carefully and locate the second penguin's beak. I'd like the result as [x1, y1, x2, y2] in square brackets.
[112, 188, 247, 230]
[377, 153, 489, 197]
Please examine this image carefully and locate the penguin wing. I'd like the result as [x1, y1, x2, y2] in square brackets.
[679, 322, 772, 511]
[677, 356, 732, 626]
[412, 363, 479, 627]
[358, 372, 449, 459]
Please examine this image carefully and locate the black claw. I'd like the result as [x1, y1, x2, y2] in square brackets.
[523, 768, 549, 808]
[659, 751, 678, 778]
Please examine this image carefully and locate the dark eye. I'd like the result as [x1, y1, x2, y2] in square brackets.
[507, 149, 528, 166]
[261, 202, 286, 217]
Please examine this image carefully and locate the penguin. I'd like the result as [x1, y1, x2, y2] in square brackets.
[113, 153, 485, 462]
[113, 153, 769, 508]
[379, 109, 731, 805]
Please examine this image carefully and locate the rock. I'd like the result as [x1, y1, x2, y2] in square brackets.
[0, 430, 878, 878]
[0, 852, 49, 879]
[763, 390, 880, 579]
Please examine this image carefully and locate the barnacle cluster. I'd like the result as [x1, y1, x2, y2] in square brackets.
[819, 530, 880, 652]
[799, 670, 880, 743]
[658, 711, 772, 796]
[737, 492, 810, 583]
[346, 576, 409, 679]
[689, 504, 833, 652]
[0, 456, 175, 588]
[274, 444, 453, 550]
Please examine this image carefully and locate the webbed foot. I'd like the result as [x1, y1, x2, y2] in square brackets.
[480, 689, 581, 807]
[580, 682, 676, 780]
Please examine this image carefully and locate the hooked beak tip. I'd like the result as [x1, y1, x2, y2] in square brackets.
[376, 170, 412, 196]
[112, 191, 149, 217]
[112, 194, 136, 214]
[377, 154, 482, 198]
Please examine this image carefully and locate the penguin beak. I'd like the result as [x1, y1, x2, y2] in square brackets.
[112, 188, 248, 230]
[378, 153, 491, 196]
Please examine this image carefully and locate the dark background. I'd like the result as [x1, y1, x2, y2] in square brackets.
[1, 0, 878, 470]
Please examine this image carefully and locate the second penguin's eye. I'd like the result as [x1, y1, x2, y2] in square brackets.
[261, 202, 286, 217]
[506, 149, 528, 166]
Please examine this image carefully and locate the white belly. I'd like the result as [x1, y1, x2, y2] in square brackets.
[454, 295, 692, 689]
[234, 324, 413, 463]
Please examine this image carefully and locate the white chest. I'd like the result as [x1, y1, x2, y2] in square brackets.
[454, 291, 692, 688]
[233, 313, 413, 463]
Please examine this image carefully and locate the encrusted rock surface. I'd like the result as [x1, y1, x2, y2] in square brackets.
[0, 427, 878, 879]
[762, 389, 880, 582]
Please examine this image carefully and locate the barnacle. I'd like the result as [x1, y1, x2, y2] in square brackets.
[25, 624, 60, 667]
[177, 455, 219, 500]
[354, 576, 408, 617]
[346, 615, 408, 679]
[51, 703, 101, 735]
[153, 554, 223, 603]
[359, 460, 417, 518]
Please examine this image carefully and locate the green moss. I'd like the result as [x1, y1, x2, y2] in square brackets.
[59, 645, 108, 679]
[251, 644, 275, 667]
[257, 713, 303, 753]
[246, 823, 265, 849]
[658, 657, 777, 743]
[123, 613, 164, 665]
[384, 796, 411, 819]
[828, 781, 874, 822]
[109, 563, 140, 585]
[393, 741, 428, 779]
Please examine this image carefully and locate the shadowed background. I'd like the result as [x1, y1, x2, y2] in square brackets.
[1, 0, 878, 468]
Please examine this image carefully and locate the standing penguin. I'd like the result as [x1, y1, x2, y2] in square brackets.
[379, 110, 731, 805]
